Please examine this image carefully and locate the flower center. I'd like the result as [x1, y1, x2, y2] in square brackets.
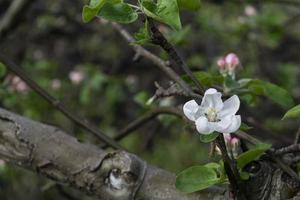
[206, 107, 218, 122]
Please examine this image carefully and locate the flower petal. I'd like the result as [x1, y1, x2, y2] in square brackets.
[218, 95, 240, 118]
[195, 117, 214, 134]
[205, 88, 218, 95]
[183, 100, 199, 121]
[214, 115, 232, 133]
[223, 115, 241, 134]
[201, 89, 223, 111]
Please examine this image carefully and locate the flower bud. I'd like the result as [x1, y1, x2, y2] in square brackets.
[69, 70, 84, 85]
[217, 57, 226, 70]
[225, 53, 239, 68]
[230, 137, 240, 149]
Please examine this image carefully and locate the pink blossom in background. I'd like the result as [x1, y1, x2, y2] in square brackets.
[217, 57, 226, 70]
[69, 70, 84, 85]
[225, 53, 239, 68]
[9, 76, 29, 93]
[216, 53, 240, 78]
[51, 79, 61, 90]
[245, 5, 257, 17]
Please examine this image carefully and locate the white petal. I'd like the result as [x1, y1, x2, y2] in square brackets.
[214, 115, 232, 133]
[223, 115, 241, 134]
[201, 90, 223, 111]
[183, 100, 199, 121]
[195, 117, 214, 134]
[204, 88, 218, 95]
[218, 95, 240, 118]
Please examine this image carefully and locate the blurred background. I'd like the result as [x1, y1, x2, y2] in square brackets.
[0, 0, 300, 199]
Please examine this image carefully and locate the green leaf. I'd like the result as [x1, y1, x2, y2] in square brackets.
[240, 123, 253, 131]
[141, 0, 182, 30]
[282, 104, 300, 120]
[199, 132, 219, 143]
[98, 3, 138, 24]
[176, 165, 220, 193]
[82, 0, 121, 22]
[237, 143, 272, 169]
[134, 20, 151, 45]
[177, 0, 201, 11]
[183, 71, 224, 88]
[240, 171, 250, 180]
[246, 79, 294, 108]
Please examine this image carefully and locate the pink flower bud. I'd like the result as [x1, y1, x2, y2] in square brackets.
[230, 137, 240, 148]
[225, 53, 240, 68]
[217, 57, 226, 70]
[69, 70, 84, 85]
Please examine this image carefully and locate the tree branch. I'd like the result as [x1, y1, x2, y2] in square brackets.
[147, 18, 205, 94]
[0, 0, 32, 40]
[113, 107, 183, 142]
[0, 107, 225, 200]
[0, 53, 123, 150]
[107, 21, 201, 99]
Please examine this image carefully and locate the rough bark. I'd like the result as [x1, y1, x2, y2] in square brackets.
[0, 107, 225, 200]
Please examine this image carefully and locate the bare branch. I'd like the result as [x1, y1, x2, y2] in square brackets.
[147, 18, 205, 94]
[0, 53, 123, 150]
[0, 0, 32, 39]
[113, 107, 183, 142]
[0, 107, 225, 200]
[107, 21, 201, 99]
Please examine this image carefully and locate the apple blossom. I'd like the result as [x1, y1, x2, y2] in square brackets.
[69, 70, 84, 85]
[183, 88, 241, 135]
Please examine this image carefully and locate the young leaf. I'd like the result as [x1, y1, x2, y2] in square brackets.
[141, 0, 182, 30]
[134, 20, 151, 45]
[199, 132, 219, 143]
[282, 104, 300, 120]
[176, 165, 220, 193]
[240, 123, 253, 131]
[237, 143, 271, 169]
[98, 3, 138, 24]
[82, 0, 121, 22]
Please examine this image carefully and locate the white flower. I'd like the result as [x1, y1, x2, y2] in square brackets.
[183, 88, 241, 135]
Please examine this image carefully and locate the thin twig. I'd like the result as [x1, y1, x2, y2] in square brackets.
[147, 18, 205, 94]
[0, 0, 32, 39]
[102, 107, 182, 149]
[275, 143, 300, 156]
[0, 53, 124, 150]
[108, 21, 201, 99]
